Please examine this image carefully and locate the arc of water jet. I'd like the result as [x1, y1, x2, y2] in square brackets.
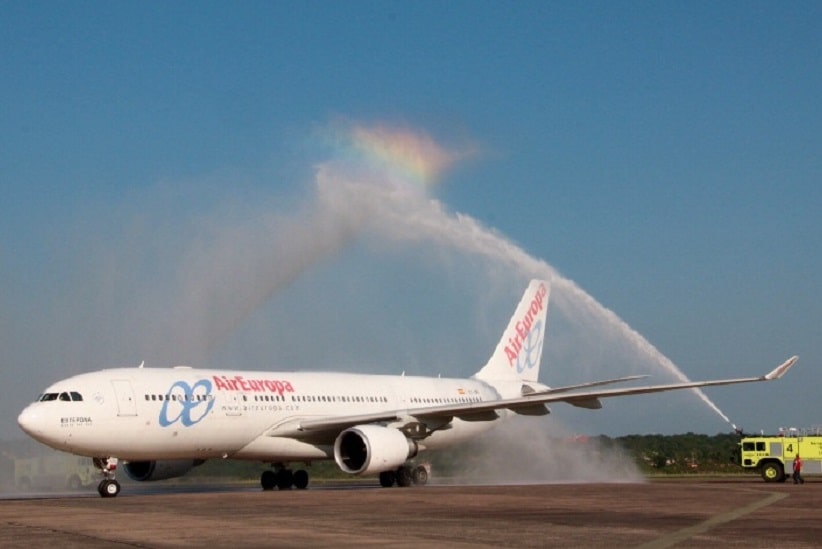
[359, 191, 734, 426]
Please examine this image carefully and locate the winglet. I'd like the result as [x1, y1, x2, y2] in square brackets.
[763, 356, 798, 380]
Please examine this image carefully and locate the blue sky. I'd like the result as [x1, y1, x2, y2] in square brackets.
[1, 1, 819, 440]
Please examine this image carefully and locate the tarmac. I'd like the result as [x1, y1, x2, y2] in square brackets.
[1, 478, 820, 548]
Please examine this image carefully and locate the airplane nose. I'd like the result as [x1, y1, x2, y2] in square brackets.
[17, 405, 44, 438]
[18, 404, 70, 450]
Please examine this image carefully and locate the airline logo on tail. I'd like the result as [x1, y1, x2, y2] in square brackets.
[505, 282, 548, 373]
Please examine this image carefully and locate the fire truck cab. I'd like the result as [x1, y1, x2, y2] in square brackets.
[740, 429, 822, 482]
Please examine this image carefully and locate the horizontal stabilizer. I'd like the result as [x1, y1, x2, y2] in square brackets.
[525, 375, 649, 397]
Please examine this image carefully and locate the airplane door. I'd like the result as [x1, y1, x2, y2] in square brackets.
[111, 380, 138, 417]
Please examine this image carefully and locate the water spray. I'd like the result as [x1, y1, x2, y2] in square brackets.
[312, 122, 736, 428]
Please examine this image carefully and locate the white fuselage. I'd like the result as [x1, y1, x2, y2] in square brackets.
[17, 367, 505, 463]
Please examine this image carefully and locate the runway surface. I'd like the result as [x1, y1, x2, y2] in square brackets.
[1, 478, 820, 548]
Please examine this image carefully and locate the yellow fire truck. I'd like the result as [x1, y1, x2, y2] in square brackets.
[739, 429, 822, 482]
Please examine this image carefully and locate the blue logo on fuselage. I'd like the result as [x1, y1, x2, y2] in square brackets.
[159, 379, 215, 427]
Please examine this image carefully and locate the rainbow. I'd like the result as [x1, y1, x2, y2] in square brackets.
[322, 121, 461, 187]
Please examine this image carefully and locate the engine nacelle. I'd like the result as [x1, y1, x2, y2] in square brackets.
[334, 425, 417, 475]
[124, 459, 204, 481]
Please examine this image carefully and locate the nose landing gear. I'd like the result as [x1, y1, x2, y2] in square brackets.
[93, 457, 121, 498]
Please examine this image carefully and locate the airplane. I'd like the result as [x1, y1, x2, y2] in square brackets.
[17, 280, 797, 497]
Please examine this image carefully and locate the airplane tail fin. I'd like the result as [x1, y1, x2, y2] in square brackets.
[474, 280, 550, 383]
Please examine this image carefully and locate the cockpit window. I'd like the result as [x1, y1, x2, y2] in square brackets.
[37, 391, 83, 402]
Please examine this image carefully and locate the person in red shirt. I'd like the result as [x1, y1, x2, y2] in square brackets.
[793, 454, 805, 484]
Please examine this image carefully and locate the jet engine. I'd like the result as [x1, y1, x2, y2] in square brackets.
[124, 459, 204, 481]
[334, 425, 417, 475]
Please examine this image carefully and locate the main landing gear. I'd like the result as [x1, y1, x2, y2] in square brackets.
[93, 457, 121, 498]
[261, 465, 309, 490]
[379, 465, 429, 488]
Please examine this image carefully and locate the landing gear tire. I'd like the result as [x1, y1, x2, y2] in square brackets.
[293, 469, 309, 490]
[276, 469, 294, 490]
[97, 479, 121, 498]
[396, 466, 412, 487]
[261, 470, 276, 490]
[379, 471, 395, 488]
[412, 465, 428, 486]
[262, 468, 306, 490]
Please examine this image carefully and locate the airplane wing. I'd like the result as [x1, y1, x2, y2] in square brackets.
[266, 356, 797, 441]
[525, 374, 650, 395]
